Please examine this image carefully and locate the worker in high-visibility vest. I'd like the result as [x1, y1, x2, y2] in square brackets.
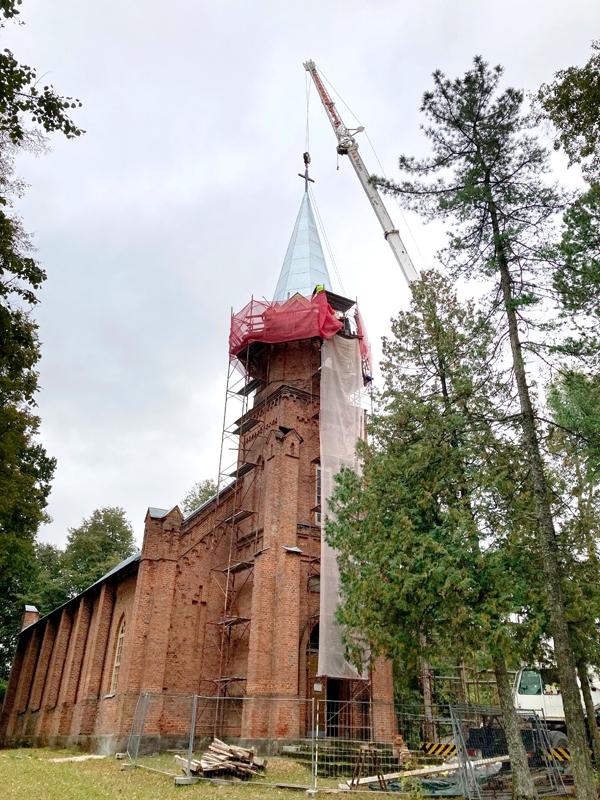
[313, 284, 325, 295]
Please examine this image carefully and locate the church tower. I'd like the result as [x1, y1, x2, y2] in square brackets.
[183, 180, 396, 740]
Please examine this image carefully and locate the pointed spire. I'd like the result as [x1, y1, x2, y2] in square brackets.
[273, 192, 333, 302]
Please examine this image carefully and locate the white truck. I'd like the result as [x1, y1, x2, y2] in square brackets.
[513, 666, 600, 747]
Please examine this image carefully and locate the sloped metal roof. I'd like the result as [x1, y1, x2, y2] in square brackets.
[273, 192, 332, 302]
[24, 551, 142, 630]
[89, 550, 141, 588]
[148, 507, 170, 519]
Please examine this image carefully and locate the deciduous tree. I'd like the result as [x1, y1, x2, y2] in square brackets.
[538, 41, 600, 183]
[552, 185, 600, 359]
[0, 3, 83, 677]
[180, 478, 217, 516]
[59, 507, 137, 598]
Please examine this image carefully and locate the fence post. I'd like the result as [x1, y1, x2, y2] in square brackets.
[187, 694, 198, 777]
[311, 698, 316, 791]
[127, 691, 148, 765]
[127, 691, 151, 766]
[315, 699, 320, 789]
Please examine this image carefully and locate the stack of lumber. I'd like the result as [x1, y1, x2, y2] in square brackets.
[173, 738, 267, 779]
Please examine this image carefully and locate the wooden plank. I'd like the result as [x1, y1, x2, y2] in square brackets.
[347, 754, 511, 787]
[173, 755, 202, 774]
[214, 737, 253, 760]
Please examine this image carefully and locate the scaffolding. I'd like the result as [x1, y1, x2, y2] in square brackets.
[199, 339, 267, 732]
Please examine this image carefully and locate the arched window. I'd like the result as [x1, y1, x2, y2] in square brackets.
[308, 622, 319, 654]
[110, 617, 125, 693]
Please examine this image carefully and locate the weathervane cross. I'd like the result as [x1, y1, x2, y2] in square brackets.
[298, 151, 315, 192]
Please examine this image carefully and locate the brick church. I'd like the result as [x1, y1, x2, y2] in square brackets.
[0, 185, 395, 753]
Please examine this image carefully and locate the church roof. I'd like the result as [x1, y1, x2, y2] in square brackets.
[90, 550, 141, 588]
[23, 551, 142, 630]
[273, 192, 332, 301]
[148, 507, 171, 519]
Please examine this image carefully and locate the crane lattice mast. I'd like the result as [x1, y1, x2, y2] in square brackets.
[303, 60, 419, 285]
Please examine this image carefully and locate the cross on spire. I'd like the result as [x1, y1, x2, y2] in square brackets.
[298, 151, 315, 192]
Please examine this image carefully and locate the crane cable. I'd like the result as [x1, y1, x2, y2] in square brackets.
[305, 72, 311, 152]
[305, 69, 346, 296]
[317, 68, 428, 273]
[309, 185, 346, 297]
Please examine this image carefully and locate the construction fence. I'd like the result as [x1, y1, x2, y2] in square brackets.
[126, 694, 571, 796]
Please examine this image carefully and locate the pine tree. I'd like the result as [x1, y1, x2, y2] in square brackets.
[372, 58, 596, 799]
[328, 272, 539, 800]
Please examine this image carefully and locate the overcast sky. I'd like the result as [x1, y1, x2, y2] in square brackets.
[4, 0, 597, 548]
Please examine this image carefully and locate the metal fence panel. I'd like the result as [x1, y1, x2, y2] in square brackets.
[124, 692, 570, 796]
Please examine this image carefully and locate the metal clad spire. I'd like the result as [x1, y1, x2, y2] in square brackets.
[273, 190, 332, 301]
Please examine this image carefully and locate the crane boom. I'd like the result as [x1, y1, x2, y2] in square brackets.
[303, 60, 419, 285]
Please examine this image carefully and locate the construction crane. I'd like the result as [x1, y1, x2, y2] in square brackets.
[303, 60, 419, 285]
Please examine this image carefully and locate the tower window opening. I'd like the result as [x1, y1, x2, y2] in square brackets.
[110, 618, 125, 693]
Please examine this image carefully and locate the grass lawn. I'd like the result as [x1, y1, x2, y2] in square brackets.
[0, 749, 327, 800]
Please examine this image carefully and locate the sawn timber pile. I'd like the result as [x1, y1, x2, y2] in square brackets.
[173, 738, 267, 779]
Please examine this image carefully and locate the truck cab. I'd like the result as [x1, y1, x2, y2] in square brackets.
[513, 666, 600, 725]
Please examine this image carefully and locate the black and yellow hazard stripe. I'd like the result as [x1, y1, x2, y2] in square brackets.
[419, 742, 457, 757]
[542, 747, 571, 762]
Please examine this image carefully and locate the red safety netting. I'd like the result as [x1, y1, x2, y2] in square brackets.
[355, 306, 372, 376]
[229, 292, 343, 358]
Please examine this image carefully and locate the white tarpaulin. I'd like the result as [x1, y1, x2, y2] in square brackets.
[318, 334, 368, 679]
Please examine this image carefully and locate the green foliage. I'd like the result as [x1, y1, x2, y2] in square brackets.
[0, 3, 83, 143]
[374, 57, 564, 290]
[553, 184, 600, 357]
[326, 272, 541, 673]
[23, 508, 137, 624]
[538, 41, 600, 182]
[0, 1, 21, 19]
[548, 372, 600, 474]
[0, 2, 83, 677]
[547, 373, 600, 668]
[60, 507, 137, 597]
[20, 507, 136, 636]
[0, 216, 55, 679]
[27, 542, 68, 615]
[373, 57, 598, 797]
[0, 48, 83, 143]
[180, 478, 217, 515]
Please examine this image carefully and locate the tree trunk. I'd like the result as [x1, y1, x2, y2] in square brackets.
[456, 661, 468, 705]
[493, 650, 537, 800]
[577, 660, 600, 773]
[420, 650, 436, 742]
[489, 199, 597, 800]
